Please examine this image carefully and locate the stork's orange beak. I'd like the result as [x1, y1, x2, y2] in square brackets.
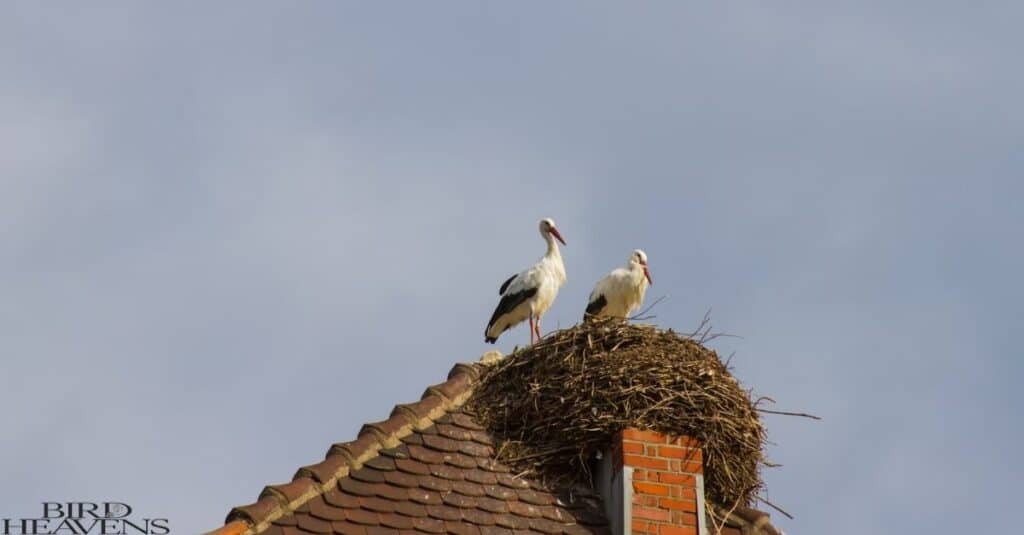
[643, 265, 653, 285]
[550, 227, 566, 245]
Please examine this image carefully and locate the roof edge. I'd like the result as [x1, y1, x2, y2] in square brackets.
[710, 505, 784, 535]
[202, 520, 250, 535]
[214, 359, 486, 534]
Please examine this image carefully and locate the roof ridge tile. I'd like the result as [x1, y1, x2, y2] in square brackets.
[221, 496, 282, 535]
[326, 434, 381, 466]
[358, 415, 415, 448]
[422, 363, 479, 403]
[448, 362, 480, 380]
[260, 477, 320, 508]
[293, 454, 351, 485]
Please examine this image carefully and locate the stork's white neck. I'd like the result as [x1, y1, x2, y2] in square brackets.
[628, 260, 646, 280]
[543, 232, 561, 258]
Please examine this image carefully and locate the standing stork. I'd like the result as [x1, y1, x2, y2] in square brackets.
[485, 218, 567, 344]
[584, 249, 652, 321]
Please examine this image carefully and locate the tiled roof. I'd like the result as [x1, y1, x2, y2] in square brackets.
[207, 355, 783, 535]
[208, 360, 609, 535]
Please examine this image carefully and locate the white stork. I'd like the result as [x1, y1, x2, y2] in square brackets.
[584, 249, 652, 320]
[485, 218, 567, 344]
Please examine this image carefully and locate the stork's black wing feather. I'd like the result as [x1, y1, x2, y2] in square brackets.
[583, 294, 607, 321]
[486, 287, 537, 332]
[498, 274, 517, 296]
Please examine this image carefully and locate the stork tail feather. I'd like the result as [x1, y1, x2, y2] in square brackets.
[583, 294, 607, 321]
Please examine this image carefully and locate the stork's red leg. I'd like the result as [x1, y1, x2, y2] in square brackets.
[534, 318, 542, 341]
[528, 314, 536, 344]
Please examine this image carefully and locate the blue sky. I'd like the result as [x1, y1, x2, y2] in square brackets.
[3, 3, 1022, 533]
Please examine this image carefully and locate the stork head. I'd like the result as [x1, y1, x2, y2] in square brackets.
[539, 218, 566, 245]
[630, 249, 652, 285]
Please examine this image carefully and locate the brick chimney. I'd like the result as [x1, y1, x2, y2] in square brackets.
[596, 428, 707, 535]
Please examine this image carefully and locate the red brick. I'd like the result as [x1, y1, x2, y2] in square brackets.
[621, 429, 669, 443]
[632, 494, 658, 507]
[631, 519, 656, 534]
[668, 487, 697, 500]
[657, 473, 696, 486]
[667, 459, 702, 473]
[657, 446, 702, 462]
[633, 482, 670, 496]
[632, 506, 670, 522]
[670, 511, 698, 526]
[623, 455, 669, 471]
[622, 441, 645, 454]
[658, 498, 697, 512]
[666, 436, 701, 448]
[658, 526, 697, 535]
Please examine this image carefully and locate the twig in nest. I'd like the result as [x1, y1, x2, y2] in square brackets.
[686, 308, 713, 339]
[754, 495, 794, 519]
[685, 308, 742, 344]
[755, 396, 821, 420]
[712, 498, 744, 535]
[756, 408, 822, 420]
[505, 446, 578, 463]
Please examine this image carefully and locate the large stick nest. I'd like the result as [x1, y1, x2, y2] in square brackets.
[465, 319, 767, 508]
